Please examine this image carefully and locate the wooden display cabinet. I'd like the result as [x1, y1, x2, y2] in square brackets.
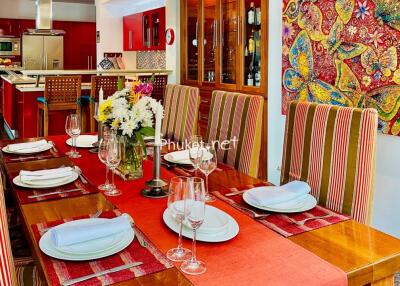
[180, 0, 268, 178]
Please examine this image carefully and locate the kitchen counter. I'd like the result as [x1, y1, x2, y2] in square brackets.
[16, 82, 92, 92]
[1, 74, 40, 85]
[0, 66, 25, 72]
[21, 69, 173, 76]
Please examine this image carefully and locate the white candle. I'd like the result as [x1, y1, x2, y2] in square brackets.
[98, 87, 104, 116]
[154, 105, 162, 146]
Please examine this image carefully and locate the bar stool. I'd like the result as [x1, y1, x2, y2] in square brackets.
[138, 75, 168, 102]
[37, 76, 82, 136]
[88, 76, 124, 132]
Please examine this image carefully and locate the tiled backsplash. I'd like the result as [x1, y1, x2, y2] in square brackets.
[136, 51, 166, 69]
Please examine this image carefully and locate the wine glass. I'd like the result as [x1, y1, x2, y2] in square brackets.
[180, 177, 206, 275]
[98, 133, 112, 191]
[166, 177, 192, 262]
[105, 136, 122, 196]
[198, 143, 217, 202]
[188, 135, 203, 175]
[65, 114, 81, 158]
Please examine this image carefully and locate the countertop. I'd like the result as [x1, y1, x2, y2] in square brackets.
[1, 74, 40, 85]
[0, 66, 24, 72]
[16, 82, 92, 92]
[21, 69, 173, 76]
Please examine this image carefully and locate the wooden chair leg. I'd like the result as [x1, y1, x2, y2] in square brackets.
[37, 108, 42, 137]
[43, 106, 49, 137]
[89, 103, 95, 133]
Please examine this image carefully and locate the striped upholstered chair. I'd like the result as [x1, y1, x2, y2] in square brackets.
[206, 91, 264, 177]
[0, 176, 42, 285]
[281, 101, 378, 224]
[162, 84, 200, 143]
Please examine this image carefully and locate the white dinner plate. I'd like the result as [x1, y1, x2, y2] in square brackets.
[39, 218, 134, 261]
[2, 142, 53, 155]
[66, 135, 98, 148]
[163, 205, 239, 242]
[164, 149, 213, 165]
[242, 191, 317, 213]
[13, 172, 79, 189]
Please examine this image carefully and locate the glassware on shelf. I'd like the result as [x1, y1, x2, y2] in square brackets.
[203, 0, 217, 82]
[187, 0, 199, 80]
[221, 0, 237, 85]
[180, 177, 206, 275]
[65, 114, 81, 158]
[166, 177, 192, 262]
[198, 143, 217, 203]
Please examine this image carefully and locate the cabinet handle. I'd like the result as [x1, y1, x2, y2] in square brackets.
[148, 28, 151, 47]
[90, 56, 93, 70]
[129, 30, 133, 49]
[200, 115, 209, 121]
[201, 99, 210, 104]
[195, 21, 198, 44]
[87, 56, 90, 70]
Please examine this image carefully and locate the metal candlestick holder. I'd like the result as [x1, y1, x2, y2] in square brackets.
[141, 144, 168, 198]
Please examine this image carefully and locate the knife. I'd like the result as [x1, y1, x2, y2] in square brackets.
[61, 262, 143, 286]
[28, 188, 81, 199]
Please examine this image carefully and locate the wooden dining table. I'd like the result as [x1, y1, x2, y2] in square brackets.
[1, 135, 400, 286]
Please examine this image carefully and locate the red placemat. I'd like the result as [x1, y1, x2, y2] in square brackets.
[0, 141, 63, 163]
[213, 183, 350, 237]
[32, 210, 174, 286]
[9, 170, 99, 205]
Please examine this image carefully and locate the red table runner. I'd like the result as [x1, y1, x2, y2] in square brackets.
[8, 169, 99, 205]
[213, 183, 350, 237]
[43, 135, 347, 286]
[31, 210, 173, 286]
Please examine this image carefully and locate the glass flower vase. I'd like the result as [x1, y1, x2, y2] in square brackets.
[119, 136, 143, 180]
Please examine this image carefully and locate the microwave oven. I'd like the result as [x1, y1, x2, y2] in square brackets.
[0, 37, 21, 56]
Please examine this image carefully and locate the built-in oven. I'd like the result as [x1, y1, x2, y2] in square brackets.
[0, 37, 21, 56]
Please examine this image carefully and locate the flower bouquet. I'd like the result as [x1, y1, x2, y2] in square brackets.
[98, 81, 163, 179]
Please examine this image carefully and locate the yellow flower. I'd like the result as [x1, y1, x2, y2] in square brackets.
[111, 119, 120, 128]
[362, 76, 372, 87]
[98, 99, 112, 122]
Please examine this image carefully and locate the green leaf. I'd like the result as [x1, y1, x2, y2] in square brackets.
[139, 127, 155, 136]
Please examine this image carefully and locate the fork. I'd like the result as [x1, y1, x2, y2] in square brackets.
[130, 218, 148, 248]
[48, 141, 58, 153]
[287, 214, 330, 226]
[234, 204, 270, 219]
[72, 165, 88, 184]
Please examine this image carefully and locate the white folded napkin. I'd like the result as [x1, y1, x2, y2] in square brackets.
[182, 205, 229, 235]
[50, 214, 132, 247]
[7, 139, 49, 152]
[245, 181, 311, 206]
[19, 167, 74, 184]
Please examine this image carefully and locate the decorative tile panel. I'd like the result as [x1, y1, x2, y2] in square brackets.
[136, 51, 166, 69]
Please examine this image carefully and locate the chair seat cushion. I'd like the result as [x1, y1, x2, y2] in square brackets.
[80, 95, 91, 105]
[36, 97, 45, 103]
[14, 257, 43, 286]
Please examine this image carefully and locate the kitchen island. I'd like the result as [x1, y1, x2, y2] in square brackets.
[2, 69, 171, 138]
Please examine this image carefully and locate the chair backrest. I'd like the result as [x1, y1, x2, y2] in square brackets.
[138, 75, 168, 102]
[91, 76, 124, 102]
[44, 76, 82, 104]
[0, 175, 16, 286]
[281, 101, 378, 223]
[206, 90, 264, 177]
[162, 84, 200, 143]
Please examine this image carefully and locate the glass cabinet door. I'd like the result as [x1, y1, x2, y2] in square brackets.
[151, 12, 160, 47]
[203, 0, 217, 83]
[243, 0, 262, 87]
[221, 0, 238, 85]
[143, 14, 150, 48]
[187, 0, 199, 81]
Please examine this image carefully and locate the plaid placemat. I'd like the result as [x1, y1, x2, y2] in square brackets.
[213, 183, 350, 237]
[9, 170, 99, 204]
[32, 210, 174, 286]
[0, 142, 63, 163]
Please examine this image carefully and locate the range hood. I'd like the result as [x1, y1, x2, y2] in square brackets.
[26, 0, 65, 35]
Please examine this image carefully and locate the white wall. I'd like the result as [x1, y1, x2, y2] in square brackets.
[165, 0, 180, 83]
[0, 0, 95, 22]
[268, 2, 400, 238]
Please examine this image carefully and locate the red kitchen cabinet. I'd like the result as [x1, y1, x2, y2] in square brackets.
[123, 13, 143, 51]
[123, 7, 165, 51]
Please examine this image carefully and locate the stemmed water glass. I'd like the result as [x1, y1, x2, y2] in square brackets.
[97, 128, 112, 191]
[180, 177, 206, 275]
[65, 114, 81, 158]
[105, 136, 122, 196]
[198, 143, 217, 202]
[166, 177, 192, 261]
[188, 135, 203, 175]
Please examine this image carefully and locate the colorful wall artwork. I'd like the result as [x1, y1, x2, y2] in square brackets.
[282, 0, 400, 136]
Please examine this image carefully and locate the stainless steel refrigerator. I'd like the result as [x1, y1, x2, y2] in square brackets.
[22, 34, 63, 70]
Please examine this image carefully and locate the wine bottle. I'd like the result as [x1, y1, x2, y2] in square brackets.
[255, 66, 261, 87]
[256, 8, 261, 26]
[248, 34, 255, 55]
[248, 2, 255, 25]
[247, 72, 254, 86]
